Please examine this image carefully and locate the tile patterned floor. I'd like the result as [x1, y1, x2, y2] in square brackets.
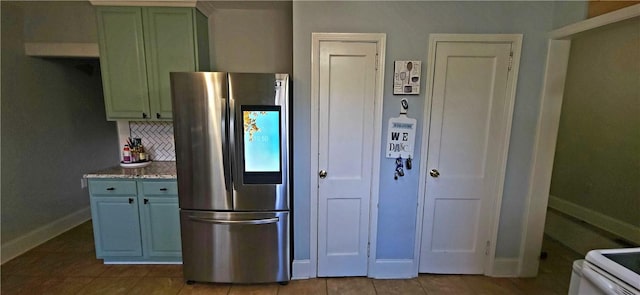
[1, 221, 580, 294]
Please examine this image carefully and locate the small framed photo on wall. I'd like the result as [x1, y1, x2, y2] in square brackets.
[394, 60, 421, 95]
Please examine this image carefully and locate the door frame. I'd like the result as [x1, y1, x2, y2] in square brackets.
[415, 34, 523, 276]
[309, 33, 386, 278]
[519, 5, 640, 276]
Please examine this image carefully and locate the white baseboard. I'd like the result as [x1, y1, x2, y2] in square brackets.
[491, 258, 519, 277]
[292, 259, 312, 280]
[1, 207, 91, 264]
[369, 259, 416, 279]
[548, 195, 640, 245]
[104, 261, 182, 265]
[545, 209, 628, 256]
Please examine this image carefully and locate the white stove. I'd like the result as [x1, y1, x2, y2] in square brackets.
[570, 248, 640, 295]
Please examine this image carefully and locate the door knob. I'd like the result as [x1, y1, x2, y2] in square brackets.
[319, 170, 327, 179]
[429, 169, 440, 178]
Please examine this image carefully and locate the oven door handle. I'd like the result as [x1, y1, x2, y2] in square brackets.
[582, 267, 619, 295]
[188, 216, 279, 225]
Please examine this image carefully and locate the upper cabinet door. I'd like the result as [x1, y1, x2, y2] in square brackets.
[143, 7, 197, 120]
[97, 7, 150, 120]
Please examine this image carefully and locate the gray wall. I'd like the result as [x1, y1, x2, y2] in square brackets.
[550, 17, 640, 227]
[292, 1, 587, 260]
[208, 1, 292, 74]
[551, 1, 589, 29]
[1, 2, 118, 243]
[21, 1, 98, 43]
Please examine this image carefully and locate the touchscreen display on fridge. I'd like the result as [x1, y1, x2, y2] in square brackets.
[241, 105, 282, 184]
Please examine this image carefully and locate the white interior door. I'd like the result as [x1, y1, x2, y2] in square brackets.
[419, 40, 514, 274]
[317, 41, 378, 277]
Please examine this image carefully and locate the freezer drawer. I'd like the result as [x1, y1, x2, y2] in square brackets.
[180, 210, 290, 283]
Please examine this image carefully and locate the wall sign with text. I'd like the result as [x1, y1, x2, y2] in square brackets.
[386, 115, 417, 159]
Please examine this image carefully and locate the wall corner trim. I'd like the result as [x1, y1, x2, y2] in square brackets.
[490, 258, 520, 277]
[1, 207, 91, 264]
[549, 4, 640, 39]
[291, 259, 313, 280]
[368, 259, 416, 279]
[518, 39, 572, 278]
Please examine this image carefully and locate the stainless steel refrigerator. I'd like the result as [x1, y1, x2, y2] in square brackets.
[170, 72, 290, 284]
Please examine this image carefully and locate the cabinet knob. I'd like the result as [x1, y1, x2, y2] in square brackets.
[144, 198, 149, 204]
[128, 198, 134, 204]
[106, 187, 115, 191]
[142, 112, 148, 119]
[156, 113, 161, 119]
[159, 188, 168, 191]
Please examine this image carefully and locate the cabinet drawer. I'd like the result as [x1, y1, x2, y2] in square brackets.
[89, 180, 137, 196]
[142, 181, 178, 196]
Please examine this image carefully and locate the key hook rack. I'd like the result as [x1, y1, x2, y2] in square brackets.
[389, 98, 415, 180]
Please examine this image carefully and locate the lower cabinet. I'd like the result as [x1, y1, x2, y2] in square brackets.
[139, 181, 181, 258]
[90, 195, 143, 257]
[88, 178, 181, 263]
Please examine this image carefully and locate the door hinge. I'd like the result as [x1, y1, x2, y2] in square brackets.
[367, 242, 370, 257]
[485, 241, 491, 255]
[375, 53, 379, 70]
[508, 51, 513, 71]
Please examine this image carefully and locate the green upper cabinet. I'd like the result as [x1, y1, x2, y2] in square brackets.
[143, 7, 197, 120]
[97, 7, 149, 120]
[96, 6, 209, 121]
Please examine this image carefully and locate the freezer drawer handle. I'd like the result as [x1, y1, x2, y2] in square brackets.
[188, 216, 279, 225]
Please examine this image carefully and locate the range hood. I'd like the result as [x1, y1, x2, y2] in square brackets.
[24, 42, 99, 58]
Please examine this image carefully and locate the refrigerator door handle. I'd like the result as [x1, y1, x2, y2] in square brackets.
[222, 96, 231, 192]
[228, 96, 237, 191]
[188, 216, 279, 225]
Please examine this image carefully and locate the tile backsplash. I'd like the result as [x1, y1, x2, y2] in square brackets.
[129, 121, 175, 161]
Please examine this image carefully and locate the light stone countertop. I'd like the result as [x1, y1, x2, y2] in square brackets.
[83, 161, 176, 179]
